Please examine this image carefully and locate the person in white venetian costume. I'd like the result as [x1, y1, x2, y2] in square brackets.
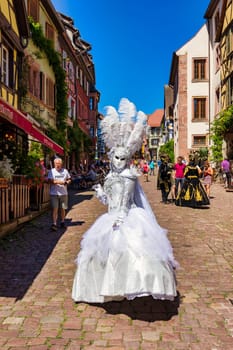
[72, 98, 178, 303]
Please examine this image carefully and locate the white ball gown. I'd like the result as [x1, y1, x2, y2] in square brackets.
[72, 167, 178, 303]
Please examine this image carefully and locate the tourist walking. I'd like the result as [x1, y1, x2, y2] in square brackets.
[142, 160, 149, 182]
[149, 159, 155, 176]
[47, 158, 71, 230]
[202, 160, 213, 198]
[221, 157, 232, 188]
[174, 156, 186, 197]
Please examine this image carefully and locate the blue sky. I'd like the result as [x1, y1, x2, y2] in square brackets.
[52, 0, 210, 115]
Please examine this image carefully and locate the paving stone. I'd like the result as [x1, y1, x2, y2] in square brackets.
[0, 178, 233, 349]
[3, 317, 24, 325]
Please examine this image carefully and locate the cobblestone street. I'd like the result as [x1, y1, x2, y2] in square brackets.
[0, 176, 233, 350]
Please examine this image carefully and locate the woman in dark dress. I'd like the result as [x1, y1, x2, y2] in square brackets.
[175, 156, 210, 208]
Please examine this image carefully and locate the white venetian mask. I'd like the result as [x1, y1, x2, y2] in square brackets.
[111, 147, 129, 171]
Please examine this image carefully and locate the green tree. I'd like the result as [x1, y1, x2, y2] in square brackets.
[19, 142, 45, 185]
[211, 105, 233, 162]
[68, 122, 93, 163]
[159, 139, 174, 162]
[28, 18, 68, 150]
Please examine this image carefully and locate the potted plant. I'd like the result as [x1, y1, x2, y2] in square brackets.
[0, 156, 14, 187]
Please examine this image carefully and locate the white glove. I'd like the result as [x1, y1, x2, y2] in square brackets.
[112, 216, 124, 231]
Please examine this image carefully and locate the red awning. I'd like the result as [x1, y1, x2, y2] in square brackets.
[0, 98, 64, 155]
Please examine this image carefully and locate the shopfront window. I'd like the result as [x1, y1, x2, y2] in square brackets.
[0, 119, 28, 166]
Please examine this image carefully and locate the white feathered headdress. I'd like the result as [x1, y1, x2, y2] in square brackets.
[101, 98, 148, 158]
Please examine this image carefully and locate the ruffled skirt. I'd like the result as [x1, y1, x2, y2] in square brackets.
[175, 178, 210, 207]
[72, 207, 177, 303]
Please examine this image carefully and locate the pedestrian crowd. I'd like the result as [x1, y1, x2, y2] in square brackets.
[154, 154, 232, 208]
[129, 154, 232, 209]
[69, 160, 109, 189]
[36, 152, 232, 230]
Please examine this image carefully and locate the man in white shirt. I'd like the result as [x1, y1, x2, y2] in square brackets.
[47, 157, 71, 230]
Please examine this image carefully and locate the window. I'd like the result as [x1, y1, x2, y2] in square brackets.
[226, 25, 233, 55]
[193, 59, 206, 80]
[40, 72, 45, 101]
[1, 44, 13, 89]
[90, 126, 94, 138]
[215, 45, 221, 71]
[0, 122, 28, 162]
[214, 10, 220, 38]
[83, 76, 87, 91]
[227, 74, 233, 106]
[68, 61, 74, 82]
[45, 22, 54, 46]
[29, 68, 45, 101]
[168, 106, 173, 118]
[215, 88, 220, 115]
[46, 78, 55, 109]
[68, 96, 76, 119]
[71, 100, 76, 119]
[29, 68, 40, 98]
[79, 70, 83, 86]
[193, 135, 206, 147]
[151, 138, 158, 146]
[2, 46, 9, 86]
[193, 98, 207, 120]
[62, 51, 67, 70]
[28, 0, 39, 22]
[76, 66, 79, 79]
[89, 97, 94, 110]
[150, 127, 156, 135]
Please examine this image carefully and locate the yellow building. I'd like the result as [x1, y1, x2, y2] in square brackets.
[0, 0, 65, 165]
[219, 0, 233, 110]
[0, 0, 29, 106]
[215, 0, 233, 158]
[0, 0, 30, 162]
